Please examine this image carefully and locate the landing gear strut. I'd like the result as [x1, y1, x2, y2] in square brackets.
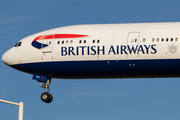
[40, 77, 53, 103]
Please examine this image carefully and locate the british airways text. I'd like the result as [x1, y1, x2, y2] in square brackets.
[61, 45, 157, 56]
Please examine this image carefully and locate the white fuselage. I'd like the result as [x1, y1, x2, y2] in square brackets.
[2, 22, 180, 79]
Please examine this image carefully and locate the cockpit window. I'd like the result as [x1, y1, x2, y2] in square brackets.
[14, 42, 19, 47]
[18, 42, 22, 47]
[14, 42, 22, 47]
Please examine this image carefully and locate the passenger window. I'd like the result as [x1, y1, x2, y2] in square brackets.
[93, 40, 95, 43]
[166, 38, 168, 42]
[157, 38, 159, 42]
[161, 38, 164, 42]
[66, 40, 68, 44]
[58, 41, 60, 44]
[84, 40, 86, 43]
[175, 38, 178, 41]
[97, 40, 100, 43]
[70, 40, 73, 44]
[143, 38, 146, 42]
[171, 38, 173, 41]
[135, 39, 137, 42]
[49, 41, 51, 45]
[62, 41, 64, 44]
[152, 38, 155, 42]
[79, 40, 82, 44]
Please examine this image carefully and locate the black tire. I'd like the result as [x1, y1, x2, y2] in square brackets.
[45, 94, 53, 103]
[49, 94, 53, 102]
[41, 92, 50, 103]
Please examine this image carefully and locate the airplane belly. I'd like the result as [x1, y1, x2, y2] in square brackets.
[10, 59, 180, 79]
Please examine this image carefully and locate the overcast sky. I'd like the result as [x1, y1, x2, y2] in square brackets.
[1, 0, 180, 120]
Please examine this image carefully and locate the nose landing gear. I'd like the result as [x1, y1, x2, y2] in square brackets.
[40, 77, 53, 103]
[32, 74, 54, 103]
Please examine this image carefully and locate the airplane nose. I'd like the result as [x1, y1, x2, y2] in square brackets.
[2, 51, 8, 65]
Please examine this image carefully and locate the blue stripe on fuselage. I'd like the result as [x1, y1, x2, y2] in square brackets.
[10, 59, 180, 79]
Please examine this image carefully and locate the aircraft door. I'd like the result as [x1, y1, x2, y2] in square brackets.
[127, 32, 140, 46]
[127, 32, 140, 58]
[42, 39, 53, 53]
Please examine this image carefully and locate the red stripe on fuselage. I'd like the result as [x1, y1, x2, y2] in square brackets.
[33, 34, 88, 42]
[44, 35, 54, 39]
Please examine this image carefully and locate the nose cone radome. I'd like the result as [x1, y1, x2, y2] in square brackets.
[2, 51, 8, 65]
[2, 48, 22, 66]
[2, 49, 15, 66]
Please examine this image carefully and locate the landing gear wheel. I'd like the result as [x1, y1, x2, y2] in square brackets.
[45, 93, 53, 103]
[41, 92, 53, 103]
[41, 92, 50, 103]
[40, 77, 53, 103]
[49, 94, 53, 102]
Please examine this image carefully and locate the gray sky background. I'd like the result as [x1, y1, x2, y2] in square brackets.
[1, 0, 180, 120]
